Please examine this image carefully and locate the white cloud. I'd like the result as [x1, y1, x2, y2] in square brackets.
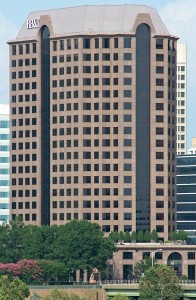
[159, 0, 196, 41]
[159, 0, 196, 147]
[0, 14, 18, 105]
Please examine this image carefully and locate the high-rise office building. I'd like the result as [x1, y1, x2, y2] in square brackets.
[177, 43, 187, 155]
[0, 104, 10, 223]
[8, 5, 177, 241]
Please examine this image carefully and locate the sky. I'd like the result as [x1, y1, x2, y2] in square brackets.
[0, 0, 195, 148]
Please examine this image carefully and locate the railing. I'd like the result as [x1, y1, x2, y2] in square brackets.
[102, 279, 196, 285]
[180, 280, 196, 284]
[29, 279, 196, 288]
[101, 280, 140, 284]
[29, 283, 102, 289]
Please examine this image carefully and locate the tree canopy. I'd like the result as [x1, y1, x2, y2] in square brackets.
[139, 265, 182, 300]
[53, 220, 115, 272]
[0, 275, 29, 300]
[0, 218, 115, 283]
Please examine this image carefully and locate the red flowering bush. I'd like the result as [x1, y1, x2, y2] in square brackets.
[0, 259, 43, 284]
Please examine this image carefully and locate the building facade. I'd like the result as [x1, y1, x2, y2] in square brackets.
[0, 105, 10, 223]
[9, 5, 177, 241]
[177, 43, 187, 155]
[177, 154, 196, 241]
[111, 243, 196, 280]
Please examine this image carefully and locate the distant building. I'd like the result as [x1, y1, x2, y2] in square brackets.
[177, 154, 196, 241]
[0, 104, 10, 223]
[177, 43, 187, 155]
[188, 137, 196, 155]
[8, 4, 177, 241]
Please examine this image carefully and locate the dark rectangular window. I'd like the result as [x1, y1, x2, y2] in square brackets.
[156, 66, 164, 74]
[156, 79, 164, 86]
[156, 54, 164, 61]
[124, 37, 131, 48]
[188, 252, 195, 260]
[156, 39, 163, 49]
[156, 91, 164, 98]
[83, 38, 90, 49]
[102, 38, 110, 48]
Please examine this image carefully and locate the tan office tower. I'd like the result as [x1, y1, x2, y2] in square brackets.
[8, 5, 177, 241]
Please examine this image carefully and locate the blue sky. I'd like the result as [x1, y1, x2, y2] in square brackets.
[0, 0, 172, 26]
[0, 0, 195, 148]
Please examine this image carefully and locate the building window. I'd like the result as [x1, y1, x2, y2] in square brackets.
[156, 213, 164, 220]
[12, 45, 16, 55]
[143, 252, 150, 259]
[156, 39, 163, 49]
[102, 38, 110, 48]
[156, 225, 164, 232]
[188, 252, 195, 260]
[124, 37, 131, 48]
[156, 66, 164, 74]
[156, 54, 164, 61]
[124, 213, 132, 220]
[83, 38, 90, 49]
[114, 38, 118, 48]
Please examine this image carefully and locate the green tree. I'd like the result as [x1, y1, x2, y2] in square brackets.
[179, 274, 188, 280]
[22, 225, 59, 261]
[39, 260, 69, 284]
[137, 230, 144, 242]
[171, 231, 178, 241]
[113, 231, 119, 243]
[109, 231, 119, 243]
[144, 230, 151, 242]
[139, 265, 182, 300]
[134, 257, 152, 278]
[177, 230, 188, 241]
[124, 231, 131, 243]
[131, 231, 137, 242]
[53, 220, 115, 273]
[22, 225, 46, 260]
[0, 275, 29, 300]
[0, 217, 25, 263]
[151, 229, 159, 242]
[118, 231, 125, 242]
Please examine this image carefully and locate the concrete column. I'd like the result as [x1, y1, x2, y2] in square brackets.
[76, 269, 80, 283]
[83, 269, 88, 282]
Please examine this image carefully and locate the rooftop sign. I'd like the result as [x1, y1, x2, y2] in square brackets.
[27, 18, 40, 29]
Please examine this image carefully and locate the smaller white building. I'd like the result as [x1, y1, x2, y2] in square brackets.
[0, 104, 10, 223]
[177, 43, 187, 155]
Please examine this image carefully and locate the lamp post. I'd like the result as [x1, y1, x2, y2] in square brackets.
[152, 248, 162, 266]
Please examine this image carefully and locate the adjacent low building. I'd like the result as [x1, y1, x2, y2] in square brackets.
[110, 243, 196, 280]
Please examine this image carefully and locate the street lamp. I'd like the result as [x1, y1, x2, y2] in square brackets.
[151, 248, 162, 266]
